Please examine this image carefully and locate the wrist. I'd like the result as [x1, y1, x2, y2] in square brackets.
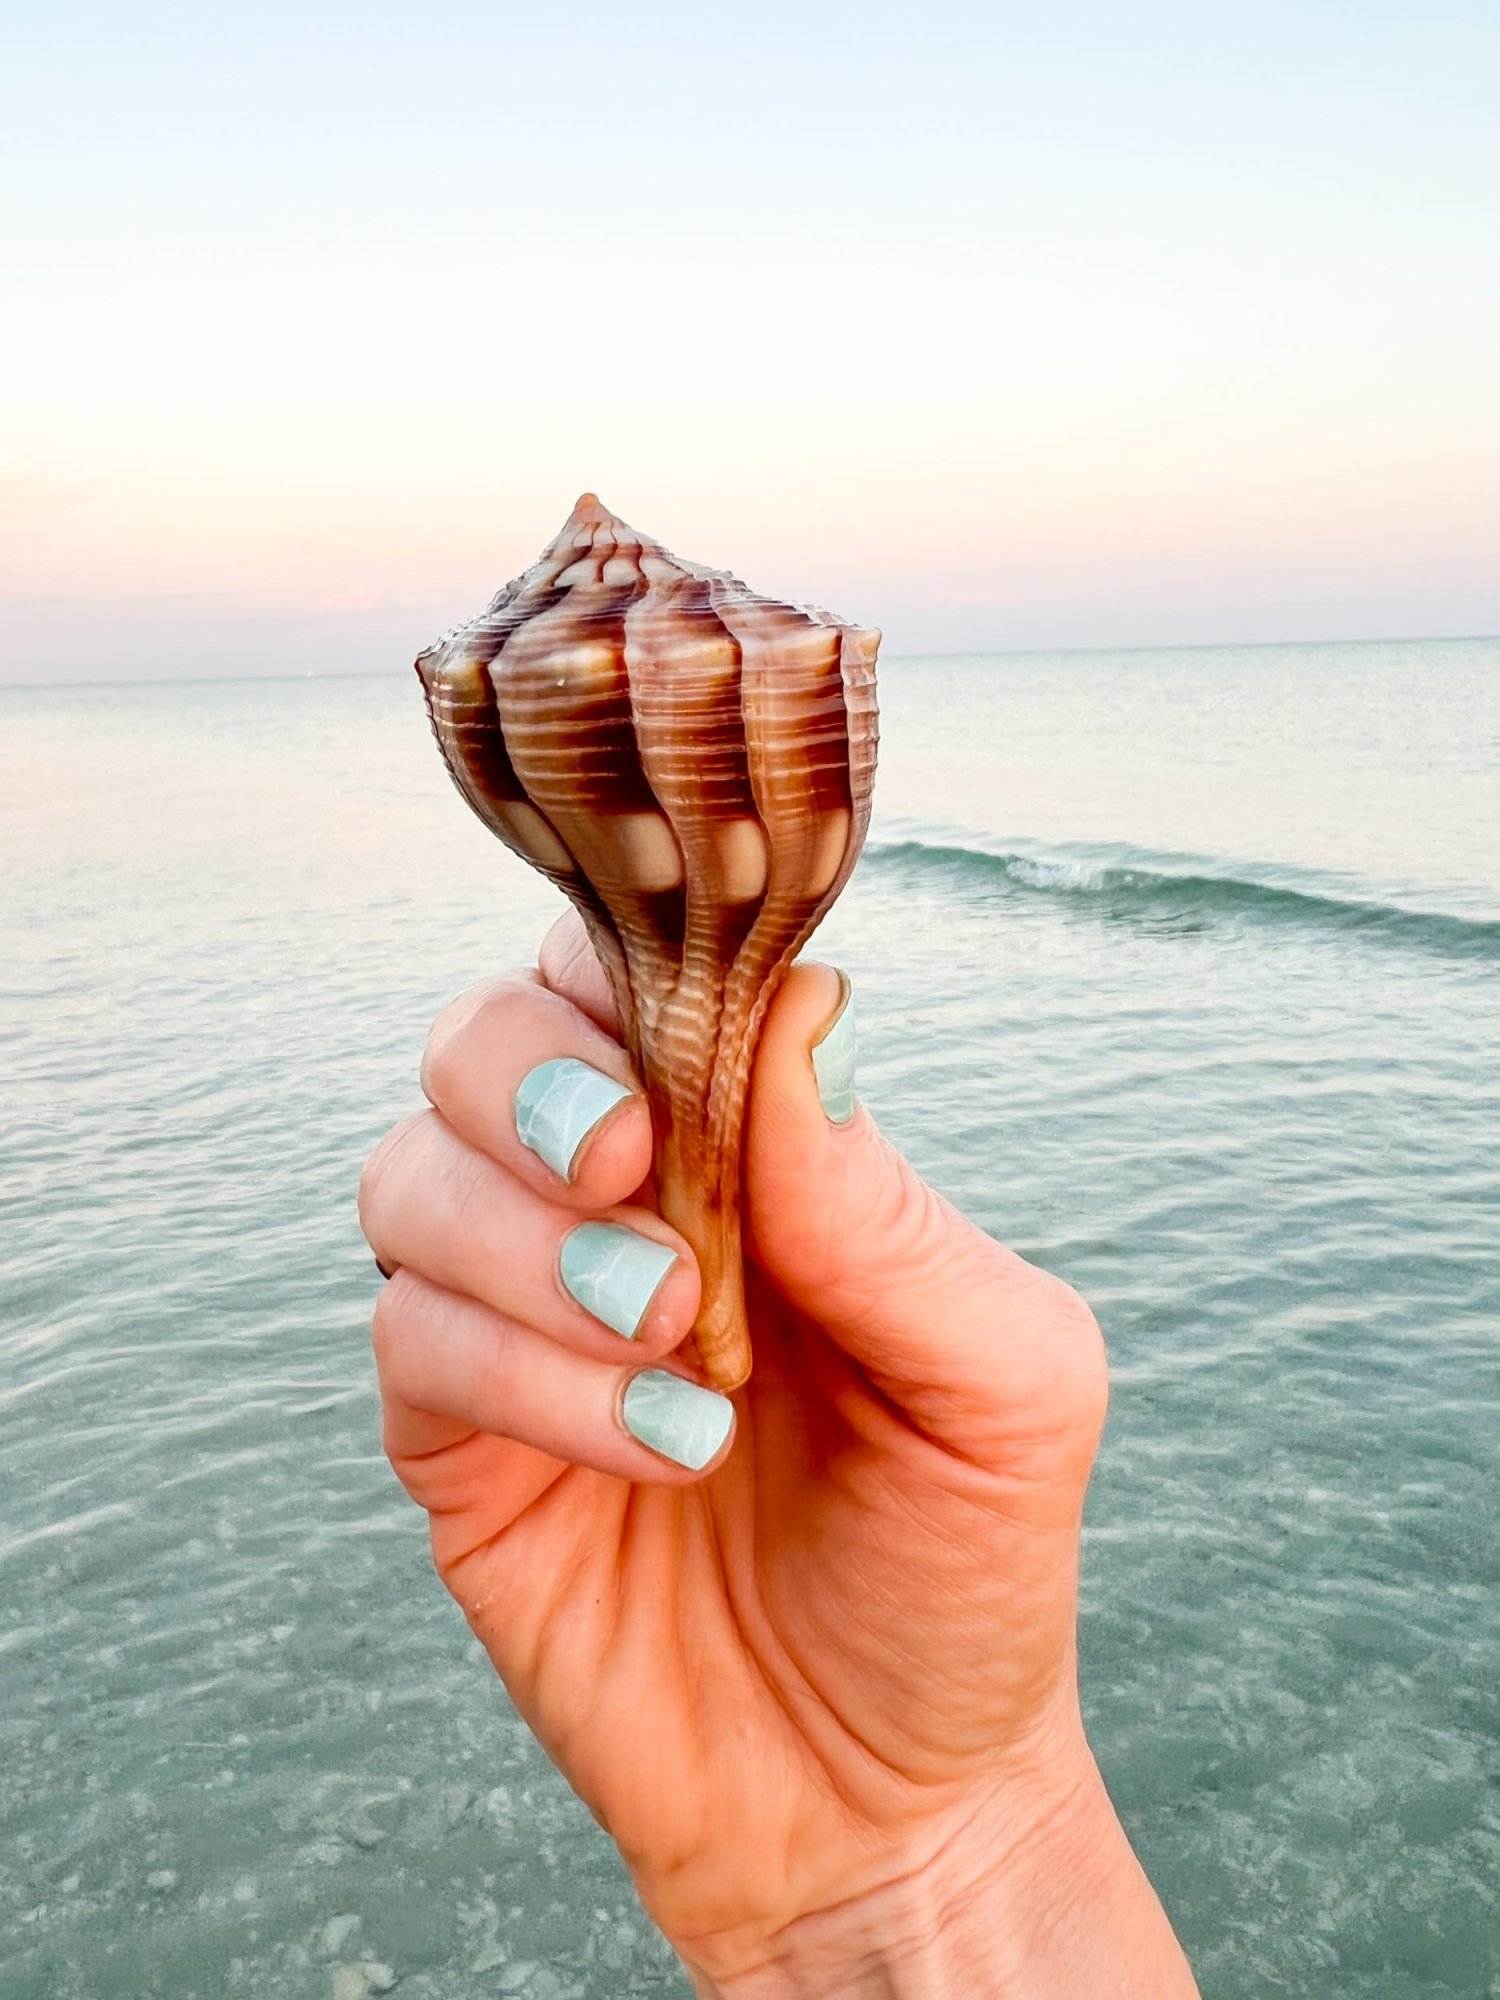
[679, 1752, 1196, 2000]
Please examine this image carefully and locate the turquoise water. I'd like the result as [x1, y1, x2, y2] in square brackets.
[3, 638, 1498, 1998]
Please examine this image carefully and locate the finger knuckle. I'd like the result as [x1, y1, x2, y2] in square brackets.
[442, 1145, 499, 1250]
[357, 1112, 427, 1240]
[840, 1139, 942, 1271]
[370, 1269, 421, 1395]
[537, 910, 599, 995]
[1041, 1275, 1110, 1428]
[1047, 1271, 1101, 1343]
[422, 973, 537, 1101]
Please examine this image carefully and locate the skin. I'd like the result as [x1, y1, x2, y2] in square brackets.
[359, 911, 1199, 1996]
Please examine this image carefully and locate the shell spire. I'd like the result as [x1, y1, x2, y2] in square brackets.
[416, 496, 880, 1391]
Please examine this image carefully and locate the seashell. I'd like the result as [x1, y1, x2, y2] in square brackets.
[415, 495, 880, 1391]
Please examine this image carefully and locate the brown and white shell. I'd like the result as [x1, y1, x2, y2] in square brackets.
[415, 494, 879, 1390]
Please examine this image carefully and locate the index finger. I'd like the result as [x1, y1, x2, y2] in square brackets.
[421, 970, 651, 1209]
[537, 910, 621, 1034]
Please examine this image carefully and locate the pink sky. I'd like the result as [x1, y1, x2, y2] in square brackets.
[5, 2, 1497, 681]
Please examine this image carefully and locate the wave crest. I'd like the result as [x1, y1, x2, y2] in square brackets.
[863, 835, 1500, 958]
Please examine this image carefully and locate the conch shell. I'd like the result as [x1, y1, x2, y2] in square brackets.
[415, 495, 880, 1390]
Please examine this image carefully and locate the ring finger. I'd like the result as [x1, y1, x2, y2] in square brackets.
[374, 1271, 737, 1482]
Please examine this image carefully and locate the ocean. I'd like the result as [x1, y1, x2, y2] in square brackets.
[3, 637, 1497, 1998]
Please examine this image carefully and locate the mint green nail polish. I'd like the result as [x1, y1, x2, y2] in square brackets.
[514, 1058, 633, 1181]
[561, 1223, 677, 1340]
[621, 1370, 734, 1470]
[812, 979, 856, 1124]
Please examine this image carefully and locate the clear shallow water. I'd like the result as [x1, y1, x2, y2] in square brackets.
[3, 639, 1498, 1998]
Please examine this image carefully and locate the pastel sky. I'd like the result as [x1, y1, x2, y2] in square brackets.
[4, 0, 1497, 682]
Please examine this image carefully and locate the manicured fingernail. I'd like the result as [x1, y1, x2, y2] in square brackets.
[514, 1058, 634, 1181]
[560, 1223, 677, 1340]
[811, 973, 856, 1125]
[621, 1370, 734, 1470]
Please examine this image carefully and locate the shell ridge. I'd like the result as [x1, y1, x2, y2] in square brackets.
[671, 587, 755, 1151]
[620, 576, 729, 1095]
[700, 584, 839, 1150]
[618, 577, 692, 1027]
[495, 573, 667, 969]
[484, 582, 601, 888]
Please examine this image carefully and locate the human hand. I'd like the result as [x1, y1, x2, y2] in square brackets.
[359, 911, 1197, 1996]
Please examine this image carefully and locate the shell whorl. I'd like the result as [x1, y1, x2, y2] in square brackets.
[416, 494, 880, 1390]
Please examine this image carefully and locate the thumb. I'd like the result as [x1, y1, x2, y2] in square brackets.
[744, 964, 1107, 1449]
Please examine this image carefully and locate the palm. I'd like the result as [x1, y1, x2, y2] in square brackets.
[397, 1260, 1097, 1945]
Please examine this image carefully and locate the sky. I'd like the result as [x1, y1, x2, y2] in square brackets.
[3, 0, 1498, 682]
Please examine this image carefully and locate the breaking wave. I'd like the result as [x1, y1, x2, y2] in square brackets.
[863, 834, 1500, 958]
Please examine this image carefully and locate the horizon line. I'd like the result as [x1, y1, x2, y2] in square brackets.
[1, 629, 1497, 695]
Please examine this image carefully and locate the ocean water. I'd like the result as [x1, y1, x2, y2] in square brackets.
[3, 637, 1498, 1999]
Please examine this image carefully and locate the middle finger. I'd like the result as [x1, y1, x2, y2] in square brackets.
[360, 1110, 701, 1360]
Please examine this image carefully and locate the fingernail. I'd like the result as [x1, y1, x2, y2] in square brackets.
[560, 1223, 677, 1341]
[811, 973, 856, 1125]
[621, 1370, 734, 1471]
[515, 1058, 634, 1181]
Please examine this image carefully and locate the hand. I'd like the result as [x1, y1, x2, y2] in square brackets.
[359, 912, 1197, 1996]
